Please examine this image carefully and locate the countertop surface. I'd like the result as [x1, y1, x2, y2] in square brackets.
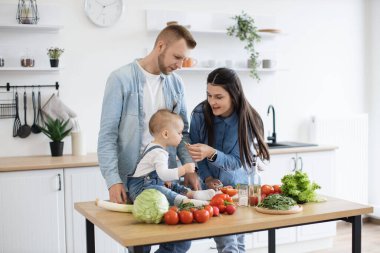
[0, 145, 337, 172]
[74, 196, 372, 247]
[0, 153, 98, 172]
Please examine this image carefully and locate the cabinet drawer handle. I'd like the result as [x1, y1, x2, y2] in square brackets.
[297, 157, 303, 171]
[58, 174, 62, 191]
[291, 157, 297, 171]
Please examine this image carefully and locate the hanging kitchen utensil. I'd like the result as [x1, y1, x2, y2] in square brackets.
[0, 91, 16, 119]
[13, 92, 21, 137]
[31, 90, 41, 133]
[36, 90, 44, 128]
[18, 91, 31, 138]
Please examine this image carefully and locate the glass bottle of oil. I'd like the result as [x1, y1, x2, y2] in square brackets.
[248, 158, 261, 206]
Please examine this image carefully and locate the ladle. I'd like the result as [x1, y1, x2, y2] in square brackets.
[18, 91, 31, 138]
[31, 91, 41, 133]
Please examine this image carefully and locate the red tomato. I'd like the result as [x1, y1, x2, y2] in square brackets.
[218, 204, 226, 213]
[249, 196, 258, 206]
[212, 206, 220, 216]
[221, 186, 233, 194]
[169, 206, 179, 212]
[226, 188, 238, 197]
[194, 209, 210, 223]
[164, 210, 179, 225]
[225, 205, 236, 215]
[204, 205, 214, 217]
[179, 210, 193, 224]
[273, 184, 282, 194]
[225, 196, 234, 203]
[261, 184, 274, 195]
[261, 193, 267, 201]
[210, 197, 224, 206]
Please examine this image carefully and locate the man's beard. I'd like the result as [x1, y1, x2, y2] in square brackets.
[158, 51, 171, 75]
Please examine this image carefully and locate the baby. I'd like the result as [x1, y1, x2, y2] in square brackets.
[127, 109, 215, 207]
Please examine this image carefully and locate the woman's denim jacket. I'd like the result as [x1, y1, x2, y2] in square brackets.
[97, 60, 193, 189]
[190, 104, 249, 187]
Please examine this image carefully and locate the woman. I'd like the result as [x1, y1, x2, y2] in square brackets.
[187, 67, 270, 253]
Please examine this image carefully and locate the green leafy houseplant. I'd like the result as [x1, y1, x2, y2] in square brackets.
[40, 118, 72, 142]
[47, 47, 64, 60]
[40, 118, 72, 156]
[227, 11, 261, 81]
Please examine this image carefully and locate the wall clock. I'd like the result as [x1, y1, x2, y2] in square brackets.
[84, 0, 124, 27]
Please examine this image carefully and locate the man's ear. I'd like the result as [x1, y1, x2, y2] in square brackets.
[156, 40, 166, 53]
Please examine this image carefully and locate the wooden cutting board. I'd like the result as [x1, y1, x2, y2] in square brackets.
[254, 205, 303, 215]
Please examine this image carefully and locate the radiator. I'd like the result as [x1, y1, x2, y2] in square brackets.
[310, 114, 368, 204]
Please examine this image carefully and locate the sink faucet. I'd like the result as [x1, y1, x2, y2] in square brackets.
[267, 105, 276, 143]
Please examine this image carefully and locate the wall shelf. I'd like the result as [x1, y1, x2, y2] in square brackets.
[146, 10, 281, 37]
[177, 67, 280, 72]
[0, 24, 63, 32]
[0, 67, 62, 72]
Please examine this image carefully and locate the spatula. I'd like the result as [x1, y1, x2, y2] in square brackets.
[12, 92, 21, 137]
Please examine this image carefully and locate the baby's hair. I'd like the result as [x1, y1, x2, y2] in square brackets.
[149, 109, 183, 135]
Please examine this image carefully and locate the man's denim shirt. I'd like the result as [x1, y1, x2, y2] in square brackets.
[98, 60, 193, 189]
[190, 104, 249, 187]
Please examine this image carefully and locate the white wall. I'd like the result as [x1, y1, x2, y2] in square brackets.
[368, 0, 380, 218]
[0, 0, 368, 157]
[1, 0, 378, 219]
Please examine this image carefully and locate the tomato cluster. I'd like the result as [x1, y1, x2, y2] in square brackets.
[163, 193, 238, 225]
[209, 193, 236, 215]
[261, 184, 282, 200]
[164, 204, 216, 225]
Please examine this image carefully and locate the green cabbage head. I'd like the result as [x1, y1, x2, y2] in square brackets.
[132, 189, 169, 224]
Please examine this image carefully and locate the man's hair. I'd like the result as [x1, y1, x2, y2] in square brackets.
[154, 25, 197, 49]
[149, 109, 183, 135]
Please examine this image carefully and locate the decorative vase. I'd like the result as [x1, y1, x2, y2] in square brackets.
[50, 141, 64, 156]
[16, 0, 39, 24]
[50, 59, 59, 68]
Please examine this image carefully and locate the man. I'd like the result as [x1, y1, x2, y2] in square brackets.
[98, 25, 200, 253]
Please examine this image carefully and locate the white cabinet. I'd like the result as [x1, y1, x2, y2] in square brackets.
[64, 167, 126, 253]
[0, 169, 66, 253]
[253, 150, 336, 252]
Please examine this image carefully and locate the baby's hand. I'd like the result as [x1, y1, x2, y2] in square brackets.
[183, 163, 195, 174]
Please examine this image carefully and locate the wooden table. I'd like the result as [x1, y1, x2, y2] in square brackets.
[74, 196, 373, 253]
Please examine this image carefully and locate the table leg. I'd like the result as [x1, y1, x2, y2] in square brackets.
[268, 229, 276, 253]
[86, 219, 95, 253]
[352, 215, 361, 253]
[130, 246, 145, 253]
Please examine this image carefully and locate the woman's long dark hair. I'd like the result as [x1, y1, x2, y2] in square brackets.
[201, 68, 270, 166]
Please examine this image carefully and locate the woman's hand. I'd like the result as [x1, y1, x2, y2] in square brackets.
[187, 143, 215, 162]
[205, 177, 223, 191]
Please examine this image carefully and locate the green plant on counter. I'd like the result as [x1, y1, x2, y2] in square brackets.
[47, 47, 64, 59]
[40, 118, 72, 142]
[227, 11, 261, 81]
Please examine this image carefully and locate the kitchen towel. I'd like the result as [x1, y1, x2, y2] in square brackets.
[42, 93, 77, 129]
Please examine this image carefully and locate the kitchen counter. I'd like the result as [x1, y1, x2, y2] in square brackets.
[269, 145, 337, 155]
[0, 145, 337, 172]
[0, 153, 98, 172]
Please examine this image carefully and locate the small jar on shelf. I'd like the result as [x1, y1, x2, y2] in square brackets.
[20, 48, 35, 67]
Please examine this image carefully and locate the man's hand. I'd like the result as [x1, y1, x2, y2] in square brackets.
[183, 163, 201, 190]
[109, 183, 128, 204]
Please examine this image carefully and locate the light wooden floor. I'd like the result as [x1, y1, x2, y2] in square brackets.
[312, 221, 380, 253]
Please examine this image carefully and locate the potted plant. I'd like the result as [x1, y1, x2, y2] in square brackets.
[227, 11, 261, 81]
[47, 47, 64, 68]
[40, 118, 72, 156]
